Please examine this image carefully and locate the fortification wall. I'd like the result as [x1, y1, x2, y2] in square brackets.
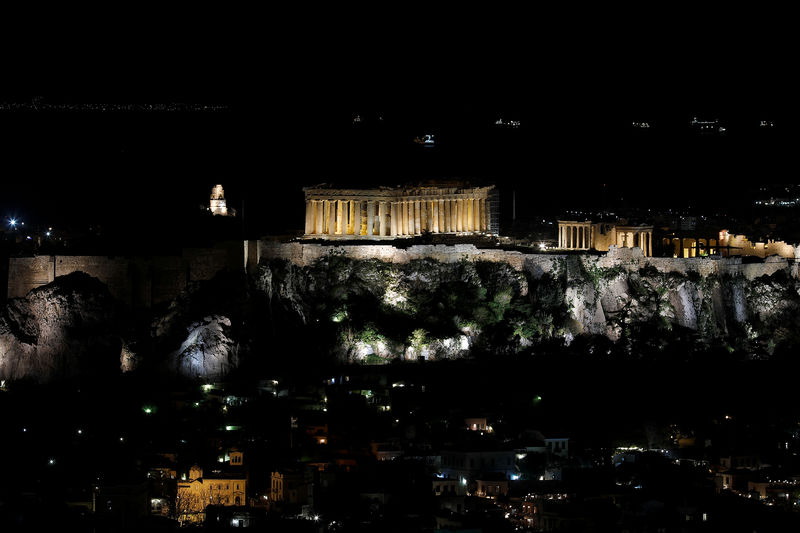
[10, 240, 794, 305]
[253, 241, 533, 271]
[253, 241, 797, 281]
[722, 233, 800, 259]
[7, 241, 243, 306]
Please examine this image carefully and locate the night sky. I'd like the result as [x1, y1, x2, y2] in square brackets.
[1, 16, 796, 239]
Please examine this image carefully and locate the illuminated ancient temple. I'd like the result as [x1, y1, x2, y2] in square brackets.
[302, 184, 498, 239]
[557, 220, 654, 256]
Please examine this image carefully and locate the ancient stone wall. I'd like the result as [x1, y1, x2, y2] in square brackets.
[10, 239, 795, 306]
[251, 241, 797, 281]
[720, 233, 799, 259]
[7, 241, 243, 306]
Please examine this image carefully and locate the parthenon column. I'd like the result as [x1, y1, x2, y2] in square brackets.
[414, 200, 421, 234]
[315, 201, 323, 234]
[333, 200, 341, 234]
[366, 201, 374, 236]
[377, 201, 386, 236]
[442, 199, 449, 232]
[353, 200, 361, 236]
[470, 198, 477, 231]
[408, 201, 415, 235]
[432, 199, 439, 233]
[305, 201, 313, 234]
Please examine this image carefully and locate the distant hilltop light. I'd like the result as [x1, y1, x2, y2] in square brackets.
[413, 134, 435, 147]
[632, 121, 650, 128]
[494, 118, 521, 128]
[759, 120, 775, 128]
[690, 117, 725, 134]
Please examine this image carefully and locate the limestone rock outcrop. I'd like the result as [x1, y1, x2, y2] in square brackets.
[168, 315, 238, 379]
[0, 272, 121, 382]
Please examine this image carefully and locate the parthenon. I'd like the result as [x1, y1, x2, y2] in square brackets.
[303, 184, 497, 239]
[557, 220, 654, 256]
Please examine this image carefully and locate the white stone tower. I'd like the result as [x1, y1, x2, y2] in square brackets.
[210, 184, 228, 216]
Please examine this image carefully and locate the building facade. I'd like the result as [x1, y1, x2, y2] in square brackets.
[176, 457, 246, 524]
[302, 184, 497, 239]
[557, 220, 653, 256]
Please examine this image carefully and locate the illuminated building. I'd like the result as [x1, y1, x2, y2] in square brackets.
[556, 220, 654, 256]
[270, 468, 310, 507]
[303, 184, 498, 238]
[176, 452, 246, 524]
[209, 184, 232, 216]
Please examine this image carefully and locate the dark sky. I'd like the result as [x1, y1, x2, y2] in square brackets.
[1, 14, 797, 238]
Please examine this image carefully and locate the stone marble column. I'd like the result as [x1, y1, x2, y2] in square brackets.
[414, 200, 421, 234]
[353, 200, 361, 236]
[304, 201, 313, 234]
[420, 200, 427, 232]
[366, 201, 374, 236]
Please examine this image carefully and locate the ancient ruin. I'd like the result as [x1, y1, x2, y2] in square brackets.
[302, 184, 498, 239]
[557, 220, 654, 256]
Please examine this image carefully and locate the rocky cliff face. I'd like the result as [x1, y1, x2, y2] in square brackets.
[0, 272, 122, 382]
[3, 253, 800, 382]
[258, 253, 800, 363]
